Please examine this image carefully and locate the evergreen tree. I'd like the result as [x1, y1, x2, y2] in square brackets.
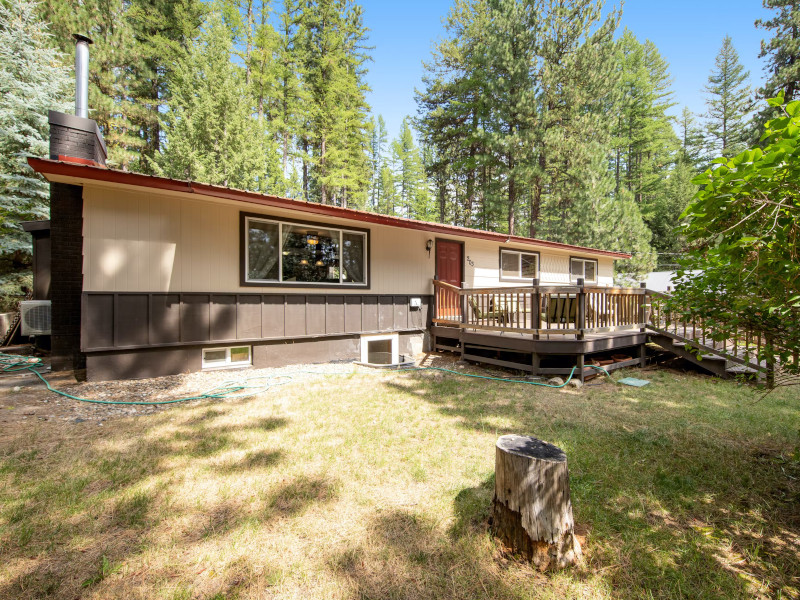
[0, 0, 71, 302]
[389, 118, 429, 219]
[272, 0, 306, 196]
[125, 0, 205, 172]
[478, 0, 538, 236]
[609, 31, 678, 208]
[38, 0, 203, 170]
[750, 0, 800, 142]
[368, 115, 388, 210]
[155, 10, 279, 190]
[527, 0, 621, 241]
[297, 0, 371, 206]
[416, 0, 490, 229]
[704, 35, 752, 158]
[677, 106, 706, 170]
[378, 164, 397, 215]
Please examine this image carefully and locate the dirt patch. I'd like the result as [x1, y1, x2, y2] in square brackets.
[0, 353, 481, 431]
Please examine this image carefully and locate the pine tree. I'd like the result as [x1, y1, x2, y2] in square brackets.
[378, 164, 397, 215]
[704, 36, 752, 158]
[609, 31, 678, 208]
[38, 0, 203, 170]
[125, 0, 205, 172]
[527, 0, 621, 240]
[416, 0, 490, 229]
[750, 0, 800, 142]
[297, 0, 371, 206]
[155, 10, 279, 190]
[0, 0, 71, 301]
[271, 0, 306, 196]
[677, 106, 706, 170]
[389, 118, 428, 219]
[368, 115, 388, 210]
[478, 0, 538, 236]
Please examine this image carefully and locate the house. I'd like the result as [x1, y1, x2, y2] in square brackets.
[644, 270, 702, 292]
[23, 38, 644, 382]
[26, 109, 631, 381]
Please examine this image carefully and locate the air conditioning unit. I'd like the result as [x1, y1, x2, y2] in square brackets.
[20, 300, 52, 336]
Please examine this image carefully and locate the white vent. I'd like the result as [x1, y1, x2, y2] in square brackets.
[20, 300, 51, 336]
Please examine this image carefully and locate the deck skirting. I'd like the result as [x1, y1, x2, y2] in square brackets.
[431, 324, 647, 381]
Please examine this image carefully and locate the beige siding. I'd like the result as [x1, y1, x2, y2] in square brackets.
[463, 239, 614, 288]
[82, 185, 617, 293]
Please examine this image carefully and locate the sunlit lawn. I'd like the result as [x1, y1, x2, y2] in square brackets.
[1, 362, 798, 599]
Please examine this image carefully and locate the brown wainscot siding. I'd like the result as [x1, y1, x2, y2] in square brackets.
[82, 292, 431, 380]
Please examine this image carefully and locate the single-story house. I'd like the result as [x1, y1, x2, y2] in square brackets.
[24, 109, 633, 381]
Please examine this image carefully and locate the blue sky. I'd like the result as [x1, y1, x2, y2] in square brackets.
[359, 0, 774, 138]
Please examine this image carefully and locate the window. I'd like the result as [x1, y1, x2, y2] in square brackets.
[244, 215, 368, 286]
[202, 346, 252, 369]
[499, 249, 539, 281]
[570, 258, 597, 283]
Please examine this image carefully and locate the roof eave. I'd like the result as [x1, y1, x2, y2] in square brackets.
[27, 157, 632, 260]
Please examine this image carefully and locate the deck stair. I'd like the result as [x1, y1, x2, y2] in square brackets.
[647, 330, 763, 380]
[646, 289, 772, 380]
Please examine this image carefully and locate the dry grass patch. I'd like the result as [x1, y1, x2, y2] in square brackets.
[0, 359, 798, 599]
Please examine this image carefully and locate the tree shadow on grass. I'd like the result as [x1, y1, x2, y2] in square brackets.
[215, 448, 285, 473]
[326, 508, 532, 600]
[380, 371, 800, 598]
[0, 395, 293, 600]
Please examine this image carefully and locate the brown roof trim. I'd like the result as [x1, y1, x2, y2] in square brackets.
[27, 157, 632, 259]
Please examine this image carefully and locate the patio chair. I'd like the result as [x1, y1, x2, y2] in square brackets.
[468, 296, 510, 325]
[546, 295, 577, 327]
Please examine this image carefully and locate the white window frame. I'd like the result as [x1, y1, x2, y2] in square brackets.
[570, 258, 598, 283]
[499, 249, 540, 282]
[244, 216, 368, 287]
[202, 346, 252, 370]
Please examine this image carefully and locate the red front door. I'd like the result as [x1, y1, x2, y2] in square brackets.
[436, 240, 463, 287]
[435, 240, 463, 319]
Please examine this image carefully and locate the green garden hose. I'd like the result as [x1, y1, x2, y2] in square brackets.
[0, 352, 611, 406]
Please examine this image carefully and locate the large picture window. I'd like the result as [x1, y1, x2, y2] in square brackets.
[570, 258, 597, 283]
[499, 249, 539, 281]
[244, 215, 368, 286]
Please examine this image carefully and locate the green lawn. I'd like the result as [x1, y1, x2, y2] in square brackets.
[0, 363, 798, 599]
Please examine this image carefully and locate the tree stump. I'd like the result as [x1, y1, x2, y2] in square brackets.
[490, 434, 582, 570]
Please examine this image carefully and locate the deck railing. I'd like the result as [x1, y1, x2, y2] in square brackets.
[432, 278, 648, 338]
[433, 278, 797, 384]
[647, 290, 770, 376]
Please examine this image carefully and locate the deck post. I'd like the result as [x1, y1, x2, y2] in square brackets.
[460, 281, 467, 361]
[432, 276, 438, 349]
[531, 352, 540, 376]
[576, 278, 585, 341]
[576, 353, 585, 383]
[532, 278, 540, 341]
[639, 343, 647, 368]
[639, 282, 647, 333]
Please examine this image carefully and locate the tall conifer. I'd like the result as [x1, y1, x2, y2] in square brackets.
[0, 0, 71, 299]
[750, 0, 800, 141]
[704, 36, 752, 158]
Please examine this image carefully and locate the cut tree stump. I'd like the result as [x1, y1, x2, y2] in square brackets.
[490, 434, 582, 570]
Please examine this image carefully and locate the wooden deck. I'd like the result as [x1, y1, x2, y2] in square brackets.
[432, 324, 646, 380]
[431, 280, 779, 382]
[431, 278, 650, 380]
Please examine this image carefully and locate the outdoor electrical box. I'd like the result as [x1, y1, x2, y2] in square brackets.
[409, 297, 422, 309]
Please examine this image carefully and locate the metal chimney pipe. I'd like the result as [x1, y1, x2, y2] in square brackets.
[72, 34, 93, 119]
